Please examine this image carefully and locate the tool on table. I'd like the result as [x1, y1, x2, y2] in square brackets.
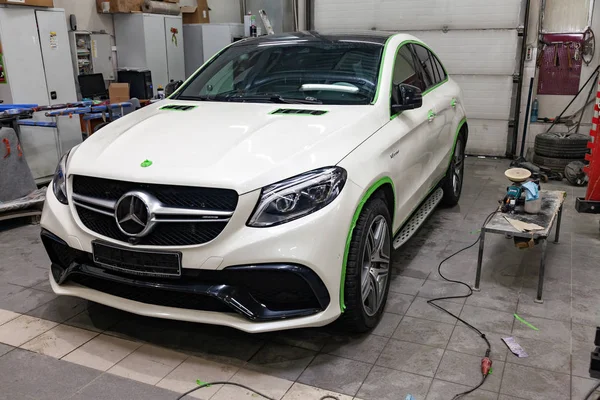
[501, 168, 538, 213]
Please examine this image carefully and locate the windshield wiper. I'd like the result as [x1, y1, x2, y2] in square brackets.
[225, 94, 322, 105]
[176, 94, 229, 101]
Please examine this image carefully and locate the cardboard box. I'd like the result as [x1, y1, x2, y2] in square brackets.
[109, 83, 130, 104]
[0, 0, 53, 6]
[95, 0, 143, 14]
[182, 0, 209, 24]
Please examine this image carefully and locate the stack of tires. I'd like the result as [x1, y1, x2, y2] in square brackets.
[533, 132, 590, 173]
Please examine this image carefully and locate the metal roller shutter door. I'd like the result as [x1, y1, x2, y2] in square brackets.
[313, 0, 523, 155]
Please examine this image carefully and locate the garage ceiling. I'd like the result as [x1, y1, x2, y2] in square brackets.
[313, 0, 524, 155]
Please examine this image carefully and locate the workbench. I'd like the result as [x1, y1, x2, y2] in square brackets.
[473, 190, 567, 303]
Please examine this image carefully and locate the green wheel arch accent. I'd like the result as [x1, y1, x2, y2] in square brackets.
[339, 177, 395, 312]
[451, 117, 468, 168]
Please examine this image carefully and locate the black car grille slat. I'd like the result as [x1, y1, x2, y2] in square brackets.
[72, 175, 238, 211]
[160, 104, 198, 111]
[271, 108, 328, 116]
[71, 176, 237, 246]
[76, 206, 227, 246]
[70, 274, 233, 313]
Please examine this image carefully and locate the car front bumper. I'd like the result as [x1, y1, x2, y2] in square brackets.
[40, 179, 363, 333]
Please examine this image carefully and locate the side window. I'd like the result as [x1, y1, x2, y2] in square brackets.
[432, 54, 447, 82]
[411, 44, 438, 89]
[392, 46, 425, 91]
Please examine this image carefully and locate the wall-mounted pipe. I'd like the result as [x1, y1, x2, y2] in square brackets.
[305, 0, 313, 30]
[241, 0, 247, 22]
[510, 0, 532, 157]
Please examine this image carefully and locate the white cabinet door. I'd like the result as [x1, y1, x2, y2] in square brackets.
[164, 16, 185, 83]
[143, 14, 169, 95]
[36, 9, 82, 157]
[0, 8, 57, 181]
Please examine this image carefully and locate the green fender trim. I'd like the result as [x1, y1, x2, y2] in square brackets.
[340, 177, 395, 312]
[450, 117, 468, 168]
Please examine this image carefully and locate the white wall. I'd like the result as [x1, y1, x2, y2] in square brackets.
[208, 0, 241, 23]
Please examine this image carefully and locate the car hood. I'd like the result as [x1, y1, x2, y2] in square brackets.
[68, 100, 381, 194]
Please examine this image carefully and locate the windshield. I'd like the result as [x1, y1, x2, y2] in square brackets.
[175, 40, 384, 105]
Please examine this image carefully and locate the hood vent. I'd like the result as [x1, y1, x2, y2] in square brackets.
[270, 108, 328, 116]
[160, 104, 198, 111]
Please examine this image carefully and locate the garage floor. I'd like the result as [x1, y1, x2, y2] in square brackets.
[0, 158, 599, 400]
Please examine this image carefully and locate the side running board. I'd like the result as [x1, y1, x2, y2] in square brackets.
[393, 188, 444, 249]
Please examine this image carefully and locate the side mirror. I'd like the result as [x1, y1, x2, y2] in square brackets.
[391, 83, 423, 113]
[165, 79, 184, 97]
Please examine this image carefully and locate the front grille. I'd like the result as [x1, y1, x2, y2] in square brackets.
[70, 274, 233, 313]
[76, 206, 228, 246]
[72, 175, 238, 211]
[71, 175, 237, 246]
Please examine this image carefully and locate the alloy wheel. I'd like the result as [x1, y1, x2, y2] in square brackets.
[360, 215, 391, 316]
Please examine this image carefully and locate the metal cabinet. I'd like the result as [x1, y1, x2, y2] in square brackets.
[0, 7, 81, 182]
[69, 31, 114, 81]
[164, 16, 185, 83]
[114, 14, 185, 96]
[183, 23, 233, 78]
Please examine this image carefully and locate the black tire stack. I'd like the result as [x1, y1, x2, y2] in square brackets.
[533, 132, 590, 173]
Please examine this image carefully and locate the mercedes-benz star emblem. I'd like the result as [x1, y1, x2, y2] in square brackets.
[115, 192, 152, 237]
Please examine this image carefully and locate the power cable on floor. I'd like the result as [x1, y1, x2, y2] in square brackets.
[175, 381, 341, 400]
[175, 211, 497, 400]
[427, 210, 498, 400]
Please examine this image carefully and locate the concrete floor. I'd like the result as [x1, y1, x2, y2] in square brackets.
[0, 157, 599, 400]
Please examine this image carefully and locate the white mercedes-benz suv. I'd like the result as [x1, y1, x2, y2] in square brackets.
[41, 31, 467, 333]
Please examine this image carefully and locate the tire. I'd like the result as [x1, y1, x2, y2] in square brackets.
[565, 161, 588, 186]
[533, 153, 573, 173]
[441, 131, 466, 206]
[338, 194, 392, 333]
[534, 132, 590, 159]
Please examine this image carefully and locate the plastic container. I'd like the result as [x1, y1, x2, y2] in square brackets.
[531, 98, 538, 123]
[524, 198, 541, 214]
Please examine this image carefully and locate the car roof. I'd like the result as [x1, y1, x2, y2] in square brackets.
[231, 31, 400, 47]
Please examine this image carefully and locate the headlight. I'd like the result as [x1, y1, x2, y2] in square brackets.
[52, 151, 69, 205]
[247, 167, 347, 227]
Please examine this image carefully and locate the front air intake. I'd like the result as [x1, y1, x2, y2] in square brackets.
[270, 108, 328, 116]
[159, 104, 198, 111]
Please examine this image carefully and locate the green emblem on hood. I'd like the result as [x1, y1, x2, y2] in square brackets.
[140, 160, 153, 168]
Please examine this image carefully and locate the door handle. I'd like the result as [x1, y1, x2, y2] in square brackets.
[427, 110, 436, 122]
[451, 98, 457, 108]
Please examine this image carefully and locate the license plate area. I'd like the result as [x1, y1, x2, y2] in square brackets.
[92, 241, 181, 278]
